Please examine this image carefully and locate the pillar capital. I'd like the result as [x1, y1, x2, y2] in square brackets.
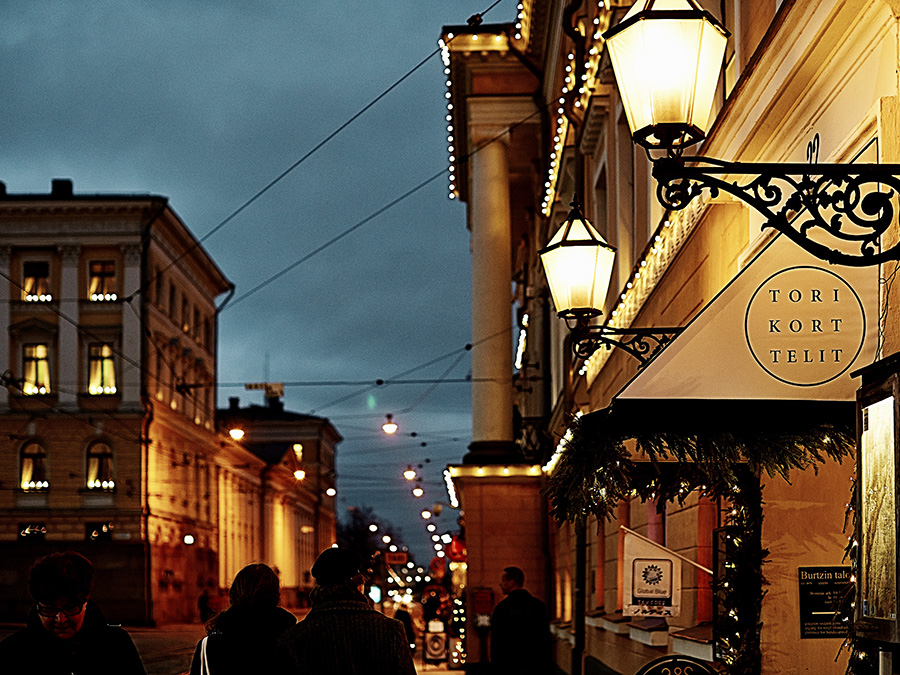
[467, 96, 538, 146]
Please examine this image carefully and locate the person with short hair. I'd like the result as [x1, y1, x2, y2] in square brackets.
[0, 551, 146, 675]
[189, 562, 296, 675]
[490, 565, 551, 675]
[276, 547, 416, 675]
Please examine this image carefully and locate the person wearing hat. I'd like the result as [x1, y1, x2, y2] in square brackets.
[276, 547, 415, 675]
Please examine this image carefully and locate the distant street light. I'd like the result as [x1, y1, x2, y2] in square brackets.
[382, 414, 399, 435]
[421, 510, 432, 520]
[403, 465, 417, 480]
[229, 428, 245, 441]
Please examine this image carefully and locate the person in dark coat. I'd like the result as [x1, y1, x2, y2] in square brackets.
[276, 547, 416, 675]
[0, 551, 146, 675]
[490, 566, 550, 675]
[189, 563, 296, 675]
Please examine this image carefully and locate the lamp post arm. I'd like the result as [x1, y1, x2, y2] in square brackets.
[571, 321, 684, 365]
[652, 156, 900, 267]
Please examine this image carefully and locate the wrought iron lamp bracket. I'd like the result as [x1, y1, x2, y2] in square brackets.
[651, 153, 900, 267]
[567, 316, 684, 365]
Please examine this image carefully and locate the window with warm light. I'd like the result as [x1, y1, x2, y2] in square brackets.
[20, 442, 48, 490]
[88, 261, 117, 301]
[86, 442, 114, 490]
[23, 261, 51, 302]
[23, 344, 51, 395]
[88, 343, 117, 395]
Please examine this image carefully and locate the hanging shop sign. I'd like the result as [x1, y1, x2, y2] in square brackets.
[624, 530, 682, 617]
[798, 566, 851, 639]
[617, 233, 878, 403]
[745, 267, 865, 387]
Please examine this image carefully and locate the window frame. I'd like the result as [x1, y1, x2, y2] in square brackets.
[87, 342, 117, 395]
[22, 260, 52, 302]
[22, 343, 51, 395]
[88, 260, 117, 302]
[86, 441, 115, 490]
[20, 441, 48, 491]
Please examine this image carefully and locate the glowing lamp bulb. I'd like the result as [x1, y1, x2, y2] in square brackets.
[403, 465, 417, 480]
[382, 414, 398, 435]
[293, 470, 306, 481]
[421, 510, 432, 520]
[229, 428, 244, 441]
[412, 487, 424, 497]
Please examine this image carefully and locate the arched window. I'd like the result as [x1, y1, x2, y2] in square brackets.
[86, 442, 114, 490]
[20, 442, 48, 490]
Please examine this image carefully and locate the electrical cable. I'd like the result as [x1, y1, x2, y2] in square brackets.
[223, 105, 546, 311]
[124, 0, 506, 306]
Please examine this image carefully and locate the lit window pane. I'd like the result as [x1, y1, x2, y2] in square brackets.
[23, 261, 51, 302]
[86, 442, 114, 489]
[88, 344, 116, 395]
[21, 442, 47, 490]
[23, 344, 50, 395]
[88, 261, 116, 301]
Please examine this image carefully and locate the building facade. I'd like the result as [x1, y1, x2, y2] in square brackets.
[217, 393, 339, 607]
[0, 180, 337, 625]
[441, 1, 899, 673]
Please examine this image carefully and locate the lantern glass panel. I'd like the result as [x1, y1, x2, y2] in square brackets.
[541, 220, 615, 317]
[606, 1, 727, 147]
[860, 395, 897, 619]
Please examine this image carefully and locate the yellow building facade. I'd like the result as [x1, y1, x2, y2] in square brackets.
[0, 181, 337, 624]
[442, 1, 900, 673]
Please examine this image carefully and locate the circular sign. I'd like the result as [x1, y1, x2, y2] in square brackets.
[636, 655, 717, 675]
[744, 267, 865, 387]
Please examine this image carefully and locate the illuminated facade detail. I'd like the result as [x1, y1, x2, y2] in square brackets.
[88, 260, 117, 301]
[86, 441, 114, 490]
[88, 343, 117, 395]
[22, 344, 50, 395]
[22, 260, 51, 302]
[20, 441, 48, 490]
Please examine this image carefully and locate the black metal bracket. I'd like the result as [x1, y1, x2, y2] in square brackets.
[651, 144, 900, 266]
[568, 316, 683, 365]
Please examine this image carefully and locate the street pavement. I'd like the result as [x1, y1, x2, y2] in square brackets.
[0, 615, 464, 674]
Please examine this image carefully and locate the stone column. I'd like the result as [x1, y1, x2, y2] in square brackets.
[58, 245, 80, 408]
[466, 97, 535, 462]
[0, 247, 9, 410]
[122, 244, 142, 408]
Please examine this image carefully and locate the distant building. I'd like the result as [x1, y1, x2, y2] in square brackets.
[0, 180, 336, 624]
[217, 393, 339, 605]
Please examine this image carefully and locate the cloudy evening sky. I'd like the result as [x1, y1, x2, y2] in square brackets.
[0, 0, 515, 560]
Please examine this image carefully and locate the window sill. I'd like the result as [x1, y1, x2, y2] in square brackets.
[16, 491, 49, 508]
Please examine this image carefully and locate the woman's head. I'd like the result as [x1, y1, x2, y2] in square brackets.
[229, 564, 280, 609]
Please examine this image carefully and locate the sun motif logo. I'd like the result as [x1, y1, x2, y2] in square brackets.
[642, 564, 664, 585]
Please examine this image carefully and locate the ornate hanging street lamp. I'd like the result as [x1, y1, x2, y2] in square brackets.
[603, 0, 900, 267]
[539, 197, 682, 364]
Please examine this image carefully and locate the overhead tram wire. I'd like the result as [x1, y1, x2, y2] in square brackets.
[222, 104, 547, 311]
[123, 1, 506, 307]
[0, 2, 522, 445]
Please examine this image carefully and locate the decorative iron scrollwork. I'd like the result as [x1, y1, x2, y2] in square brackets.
[652, 154, 900, 267]
[569, 317, 683, 366]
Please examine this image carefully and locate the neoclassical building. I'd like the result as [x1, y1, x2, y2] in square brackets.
[0, 180, 336, 624]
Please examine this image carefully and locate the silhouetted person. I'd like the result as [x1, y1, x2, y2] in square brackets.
[0, 551, 146, 675]
[393, 602, 416, 652]
[190, 563, 296, 675]
[490, 566, 550, 675]
[198, 588, 213, 623]
[276, 547, 416, 675]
